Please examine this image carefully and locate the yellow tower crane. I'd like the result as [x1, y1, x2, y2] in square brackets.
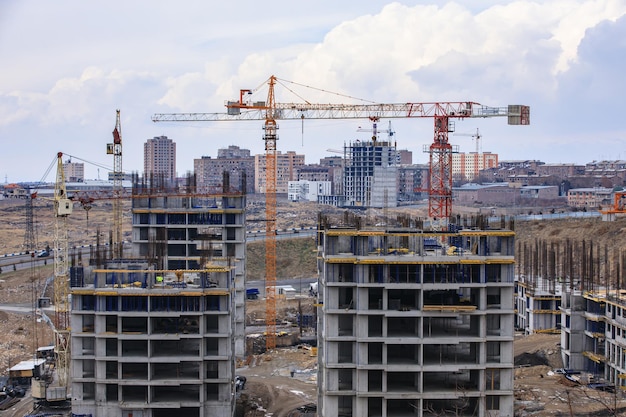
[53, 151, 73, 393]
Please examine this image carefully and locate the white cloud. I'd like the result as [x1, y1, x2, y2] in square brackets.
[1, 0, 626, 181]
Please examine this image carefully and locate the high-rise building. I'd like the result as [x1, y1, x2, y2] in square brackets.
[144, 136, 177, 184]
[343, 139, 397, 208]
[63, 159, 85, 182]
[317, 218, 516, 416]
[396, 149, 413, 165]
[319, 156, 344, 195]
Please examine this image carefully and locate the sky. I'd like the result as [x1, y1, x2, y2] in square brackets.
[1, 0, 626, 182]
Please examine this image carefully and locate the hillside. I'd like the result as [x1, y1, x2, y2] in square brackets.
[514, 215, 626, 246]
[246, 237, 318, 280]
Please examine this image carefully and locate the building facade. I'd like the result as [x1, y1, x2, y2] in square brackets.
[287, 180, 332, 202]
[343, 140, 398, 208]
[144, 136, 177, 185]
[515, 276, 562, 334]
[63, 159, 85, 182]
[317, 220, 516, 416]
[319, 156, 344, 195]
[452, 152, 498, 182]
[254, 151, 305, 194]
[194, 146, 255, 194]
[398, 164, 428, 202]
[396, 149, 413, 165]
[70, 188, 246, 417]
[567, 187, 613, 208]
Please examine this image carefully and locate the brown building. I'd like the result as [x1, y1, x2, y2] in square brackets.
[254, 151, 305, 194]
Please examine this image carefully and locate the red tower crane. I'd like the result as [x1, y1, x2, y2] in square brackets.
[153, 75, 530, 346]
[107, 109, 124, 259]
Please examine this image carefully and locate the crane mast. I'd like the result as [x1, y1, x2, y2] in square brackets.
[53, 151, 72, 390]
[263, 77, 278, 349]
[429, 115, 454, 219]
[108, 109, 123, 259]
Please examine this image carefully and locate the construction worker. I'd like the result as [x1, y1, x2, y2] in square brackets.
[156, 275, 164, 286]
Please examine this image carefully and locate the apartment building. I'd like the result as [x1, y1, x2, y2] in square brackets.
[317, 219, 516, 416]
[515, 276, 562, 334]
[144, 136, 177, 184]
[254, 151, 305, 194]
[319, 156, 344, 195]
[63, 159, 85, 182]
[194, 146, 255, 194]
[567, 187, 613, 208]
[70, 187, 246, 417]
[452, 152, 498, 181]
[287, 180, 332, 202]
[397, 164, 428, 202]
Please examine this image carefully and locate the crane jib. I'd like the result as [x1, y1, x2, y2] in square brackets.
[153, 103, 528, 123]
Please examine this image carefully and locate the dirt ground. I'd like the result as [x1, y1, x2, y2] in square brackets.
[513, 333, 626, 416]
[236, 331, 626, 417]
[236, 346, 318, 417]
[5, 198, 626, 415]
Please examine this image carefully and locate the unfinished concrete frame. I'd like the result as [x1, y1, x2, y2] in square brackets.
[70, 190, 245, 417]
[317, 222, 515, 417]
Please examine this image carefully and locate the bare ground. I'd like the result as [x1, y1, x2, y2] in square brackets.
[4, 199, 626, 415]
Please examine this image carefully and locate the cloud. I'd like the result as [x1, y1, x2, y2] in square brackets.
[2, 1, 626, 181]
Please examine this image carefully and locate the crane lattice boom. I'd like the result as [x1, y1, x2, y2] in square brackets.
[153, 75, 529, 219]
[154, 101, 525, 123]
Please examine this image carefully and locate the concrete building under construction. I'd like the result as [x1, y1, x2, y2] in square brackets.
[516, 235, 626, 390]
[343, 139, 398, 208]
[316, 215, 516, 416]
[69, 182, 246, 417]
[514, 275, 562, 334]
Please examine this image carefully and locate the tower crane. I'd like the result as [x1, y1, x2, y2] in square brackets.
[357, 119, 395, 143]
[152, 75, 530, 346]
[107, 109, 124, 259]
[454, 128, 482, 153]
[53, 151, 73, 394]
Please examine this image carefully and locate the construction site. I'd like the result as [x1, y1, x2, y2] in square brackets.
[0, 75, 538, 417]
[316, 213, 516, 416]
